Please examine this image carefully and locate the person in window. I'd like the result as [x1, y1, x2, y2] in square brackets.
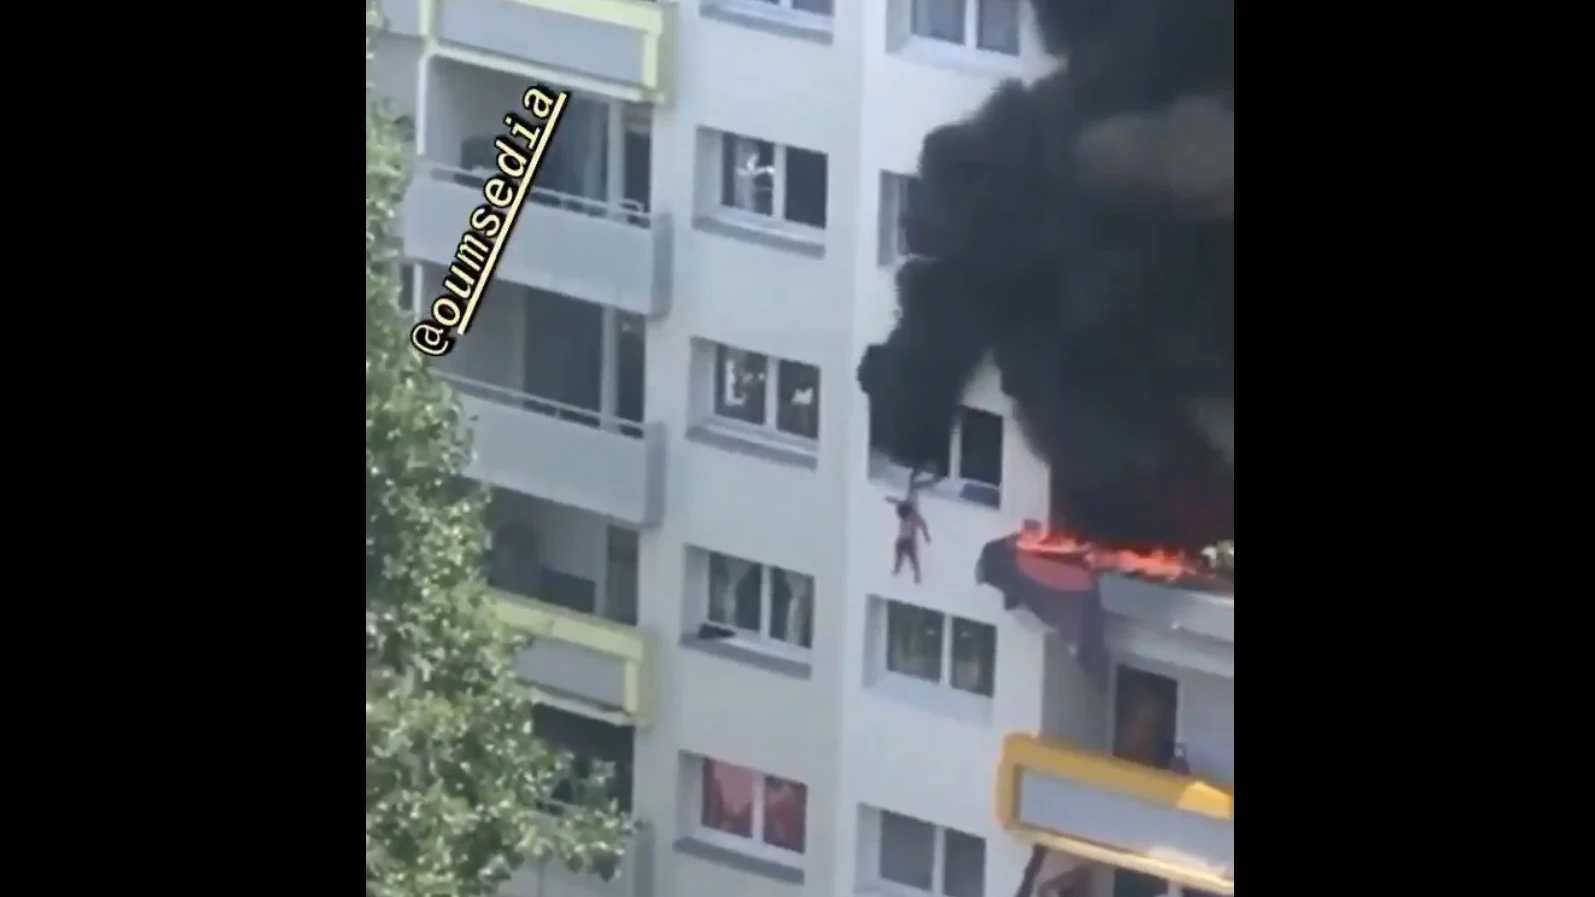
[887, 466, 940, 583]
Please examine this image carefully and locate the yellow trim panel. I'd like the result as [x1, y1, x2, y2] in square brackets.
[996, 733, 1233, 894]
[997, 733, 1233, 822]
[494, 590, 651, 724]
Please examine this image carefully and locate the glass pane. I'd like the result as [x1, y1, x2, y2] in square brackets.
[723, 136, 775, 215]
[714, 346, 768, 425]
[894, 175, 922, 259]
[776, 360, 821, 439]
[1112, 871, 1170, 897]
[886, 601, 944, 682]
[541, 569, 597, 615]
[783, 147, 828, 227]
[879, 810, 935, 890]
[942, 828, 987, 897]
[794, 0, 833, 12]
[976, 0, 1020, 54]
[397, 264, 414, 312]
[616, 313, 646, 427]
[543, 95, 609, 201]
[957, 407, 1003, 486]
[708, 554, 763, 633]
[762, 776, 808, 853]
[701, 759, 755, 837]
[734, 563, 763, 631]
[622, 129, 652, 216]
[769, 568, 814, 648]
[950, 618, 996, 696]
[605, 526, 639, 626]
[912, 0, 966, 42]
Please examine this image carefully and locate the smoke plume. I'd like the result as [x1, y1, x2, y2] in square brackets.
[859, 0, 1234, 553]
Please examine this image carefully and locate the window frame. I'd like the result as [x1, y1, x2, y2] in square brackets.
[880, 171, 921, 266]
[693, 756, 809, 866]
[703, 550, 815, 660]
[880, 598, 997, 698]
[708, 343, 822, 449]
[903, 0, 1022, 62]
[953, 406, 1004, 489]
[869, 405, 1004, 505]
[874, 808, 988, 897]
[716, 132, 828, 236]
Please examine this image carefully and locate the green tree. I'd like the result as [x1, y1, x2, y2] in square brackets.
[365, 8, 631, 896]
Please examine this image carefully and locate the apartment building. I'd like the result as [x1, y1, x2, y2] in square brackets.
[370, 3, 1234, 897]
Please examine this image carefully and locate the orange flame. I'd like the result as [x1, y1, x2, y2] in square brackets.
[1016, 523, 1212, 584]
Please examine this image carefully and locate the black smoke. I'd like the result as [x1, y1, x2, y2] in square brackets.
[859, 0, 1234, 553]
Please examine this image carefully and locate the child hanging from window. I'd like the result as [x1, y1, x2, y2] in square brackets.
[888, 465, 939, 583]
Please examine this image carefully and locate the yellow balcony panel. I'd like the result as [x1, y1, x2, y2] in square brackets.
[996, 733, 1234, 895]
[426, 0, 673, 103]
[495, 590, 651, 726]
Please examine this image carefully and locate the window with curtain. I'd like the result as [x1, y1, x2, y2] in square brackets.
[699, 757, 808, 854]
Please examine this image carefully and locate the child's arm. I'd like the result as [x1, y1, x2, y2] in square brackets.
[917, 512, 931, 543]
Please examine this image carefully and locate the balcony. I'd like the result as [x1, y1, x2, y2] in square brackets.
[450, 375, 666, 527]
[429, 0, 673, 102]
[403, 161, 672, 319]
[1100, 573, 1234, 681]
[496, 590, 652, 726]
[500, 809, 654, 897]
[996, 734, 1234, 895]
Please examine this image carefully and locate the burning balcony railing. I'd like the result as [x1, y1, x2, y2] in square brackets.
[978, 523, 1233, 678]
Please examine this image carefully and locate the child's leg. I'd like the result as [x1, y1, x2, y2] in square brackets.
[908, 545, 921, 584]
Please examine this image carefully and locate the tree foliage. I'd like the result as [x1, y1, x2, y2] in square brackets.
[365, 8, 630, 896]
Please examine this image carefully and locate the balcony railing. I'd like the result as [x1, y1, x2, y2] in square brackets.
[403, 160, 672, 317]
[442, 374, 666, 526]
[445, 374, 646, 440]
[496, 589, 651, 725]
[996, 733, 1234, 895]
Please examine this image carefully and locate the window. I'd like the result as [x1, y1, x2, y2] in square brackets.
[880, 172, 923, 265]
[869, 405, 1004, 506]
[1113, 665, 1179, 770]
[910, 0, 1020, 56]
[878, 810, 986, 897]
[706, 552, 814, 650]
[502, 92, 651, 226]
[699, 758, 808, 857]
[718, 132, 829, 229]
[956, 407, 1003, 489]
[712, 344, 821, 441]
[884, 600, 996, 697]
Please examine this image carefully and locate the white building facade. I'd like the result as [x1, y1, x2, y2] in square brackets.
[370, 3, 1235, 897]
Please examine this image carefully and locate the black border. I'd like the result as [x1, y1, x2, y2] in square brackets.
[134, 14, 347, 889]
[1242, 22, 1436, 894]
